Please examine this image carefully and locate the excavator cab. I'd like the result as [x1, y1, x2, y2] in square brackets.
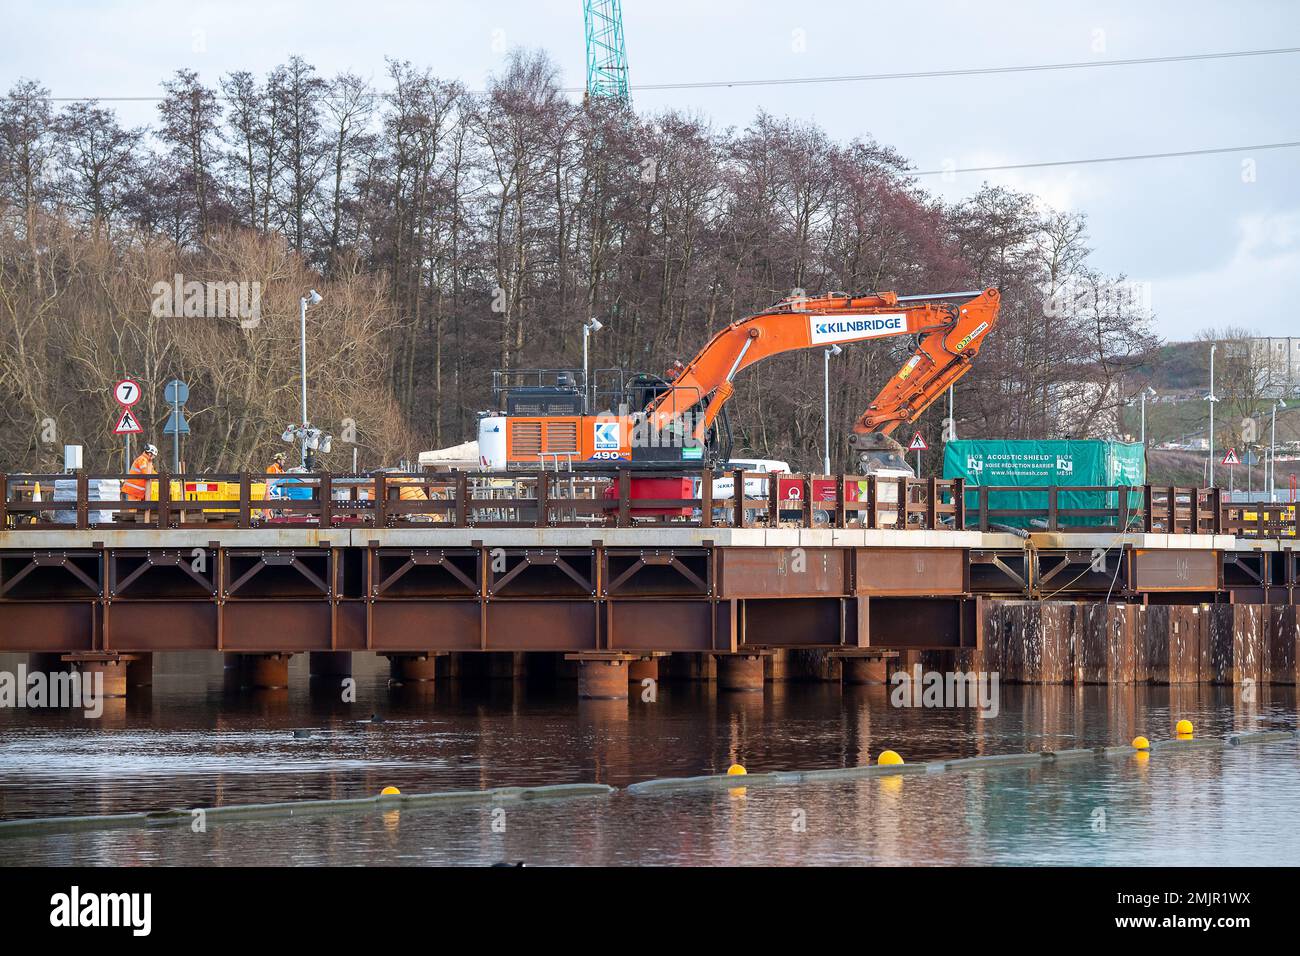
[622, 373, 733, 466]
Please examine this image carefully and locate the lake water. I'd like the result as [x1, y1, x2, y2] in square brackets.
[0, 653, 1296, 865]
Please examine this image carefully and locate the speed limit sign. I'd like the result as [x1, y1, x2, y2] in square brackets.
[114, 379, 141, 407]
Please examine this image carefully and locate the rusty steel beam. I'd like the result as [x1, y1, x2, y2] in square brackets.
[864, 597, 980, 650]
[854, 547, 967, 596]
[716, 547, 849, 599]
[0, 535, 1289, 661]
[1128, 548, 1221, 592]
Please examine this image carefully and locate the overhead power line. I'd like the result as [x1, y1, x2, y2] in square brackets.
[10, 45, 1300, 102]
[912, 140, 1300, 177]
[628, 45, 1300, 92]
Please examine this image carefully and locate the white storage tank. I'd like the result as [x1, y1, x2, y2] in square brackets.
[477, 416, 507, 469]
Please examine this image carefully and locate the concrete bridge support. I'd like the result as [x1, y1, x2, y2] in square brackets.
[488, 652, 528, 681]
[715, 653, 767, 692]
[243, 653, 292, 690]
[309, 651, 352, 678]
[387, 653, 441, 683]
[126, 653, 153, 687]
[627, 656, 659, 684]
[662, 653, 715, 682]
[568, 653, 635, 699]
[71, 657, 129, 698]
[840, 656, 891, 685]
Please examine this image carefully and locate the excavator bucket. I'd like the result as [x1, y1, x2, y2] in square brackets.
[850, 432, 914, 476]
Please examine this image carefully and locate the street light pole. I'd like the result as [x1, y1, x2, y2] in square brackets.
[1271, 399, 1287, 499]
[582, 317, 603, 414]
[823, 344, 841, 473]
[1208, 344, 1218, 488]
[299, 290, 322, 469]
[1138, 385, 1156, 445]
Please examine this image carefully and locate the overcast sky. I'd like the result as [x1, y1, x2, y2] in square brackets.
[2, 0, 1296, 341]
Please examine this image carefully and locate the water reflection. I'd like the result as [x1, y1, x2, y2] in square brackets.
[5, 741, 1294, 866]
[0, 651, 1295, 865]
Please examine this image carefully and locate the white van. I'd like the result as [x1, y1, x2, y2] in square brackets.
[692, 458, 790, 510]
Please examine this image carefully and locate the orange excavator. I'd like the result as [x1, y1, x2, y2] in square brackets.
[486, 287, 1000, 475]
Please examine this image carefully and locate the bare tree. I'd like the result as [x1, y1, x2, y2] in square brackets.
[54, 102, 143, 235]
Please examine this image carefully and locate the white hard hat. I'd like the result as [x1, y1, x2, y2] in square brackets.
[144, 444, 158, 455]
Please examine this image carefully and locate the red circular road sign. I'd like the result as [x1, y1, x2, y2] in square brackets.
[114, 379, 142, 407]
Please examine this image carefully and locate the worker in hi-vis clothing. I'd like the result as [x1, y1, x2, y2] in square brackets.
[123, 444, 159, 500]
[267, 451, 287, 475]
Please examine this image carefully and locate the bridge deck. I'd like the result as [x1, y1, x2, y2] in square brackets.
[1, 472, 1296, 670]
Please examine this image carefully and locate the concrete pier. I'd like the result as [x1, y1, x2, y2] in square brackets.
[715, 653, 766, 692]
[126, 653, 153, 687]
[841, 656, 890, 685]
[76, 657, 128, 698]
[569, 654, 635, 699]
[488, 652, 528, 681]
[238, 653, 292, 690]
[387, 653, 441, 683]
[309, 651, 352, 678]
[663, 653, 716, 682]
[627, 657, 659, 684]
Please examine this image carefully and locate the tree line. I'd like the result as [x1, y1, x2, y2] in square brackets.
[0, 50, 1158, 473]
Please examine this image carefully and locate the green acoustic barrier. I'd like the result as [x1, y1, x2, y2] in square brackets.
[943, 439, 1146, 529]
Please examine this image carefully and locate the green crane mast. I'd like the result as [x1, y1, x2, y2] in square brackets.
[584, 0, 630, 101]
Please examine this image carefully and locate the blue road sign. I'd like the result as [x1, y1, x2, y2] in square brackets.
[164, 379, 189, 405]
[162, 409, 190, 435]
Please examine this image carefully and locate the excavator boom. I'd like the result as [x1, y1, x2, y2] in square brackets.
[645, 287, 1001, 473]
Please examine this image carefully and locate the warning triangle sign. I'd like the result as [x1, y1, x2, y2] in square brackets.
[908, 432, 929, 451]
[114, 408, 143, 435]
[1221, 447, 1239, 466]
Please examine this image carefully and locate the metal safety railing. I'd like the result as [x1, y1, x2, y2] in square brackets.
[0, 470, 960, 531]
[0, 471, 1295, 537]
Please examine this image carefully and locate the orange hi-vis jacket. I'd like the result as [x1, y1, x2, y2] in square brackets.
[123, 453, 156, 500]
[266, 462, 285, 475]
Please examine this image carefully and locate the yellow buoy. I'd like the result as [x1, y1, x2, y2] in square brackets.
[1175, 719, 1194, 737]
[1131, 735, 1150, 750]
[380, 786, 401, 795]
[726, 764, 747, 776]
[877, 750, 904, 766]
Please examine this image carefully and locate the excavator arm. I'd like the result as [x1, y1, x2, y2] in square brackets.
[644, 287, 1001, 473]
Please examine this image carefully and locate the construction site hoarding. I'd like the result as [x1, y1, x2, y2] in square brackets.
[943, 439, 1145, 529]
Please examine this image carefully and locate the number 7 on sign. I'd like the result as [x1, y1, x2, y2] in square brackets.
[114, 379, 141, 407]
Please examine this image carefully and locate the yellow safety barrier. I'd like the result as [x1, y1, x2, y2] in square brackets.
[145, 480, 268, 518]
[1240, 506, 1296, 536]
